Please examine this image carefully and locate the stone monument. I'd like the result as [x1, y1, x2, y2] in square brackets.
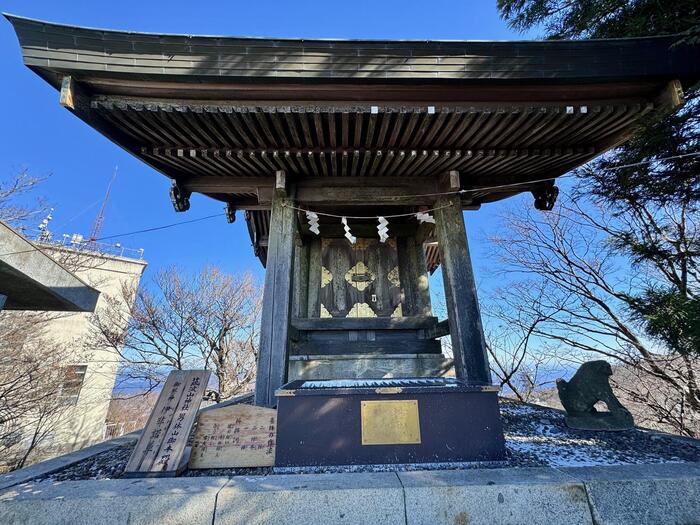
[557, 360, 634, 431]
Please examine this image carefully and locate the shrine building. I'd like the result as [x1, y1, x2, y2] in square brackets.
[7, 15, 699, 465]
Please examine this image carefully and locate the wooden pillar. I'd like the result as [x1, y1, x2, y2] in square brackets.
[397, 237, 416, 316]
[397, 236, 432, 317]
[434, 197, 491, 384]
[411, 237, 432, 316]
[292, 236, 309, 319]
[254, 194, 297, 407]
[306, 238, 322, 317]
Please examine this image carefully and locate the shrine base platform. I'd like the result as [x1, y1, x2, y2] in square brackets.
[274, 378, 506, 467]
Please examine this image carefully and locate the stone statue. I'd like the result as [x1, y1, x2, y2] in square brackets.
[556, 360, 634, 431]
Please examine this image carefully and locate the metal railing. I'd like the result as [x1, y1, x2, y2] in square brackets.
[28, 231, 145, 260]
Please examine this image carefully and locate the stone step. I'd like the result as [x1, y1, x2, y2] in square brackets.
[288, 353, 453, 380]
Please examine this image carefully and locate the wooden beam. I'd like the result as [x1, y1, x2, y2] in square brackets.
[434, 197, 491, 384]
[449, 170, 461, 190]
[183, 176, 274, 193]
[187, 176, 442, 206]
[257, 186, 273, 205]
[429, 318, 451, 339]
[296, 186, 438, 206]
[187, 176, 443, 206]
[211, 199, 270, 211]
[292, 316, 438, 331]
[90, 88, 667, 113]
[419, 318, 451, 339]
[149, 146, 592, 158]
[275, 170, 287, 197]
[184, 175, 438, 193]
[254, 194, 297, 407]
[299, 223, 421, 239]
[291, 340, 441, 356]
[657, 79, 684, 111]
[59, 76, 75, 109]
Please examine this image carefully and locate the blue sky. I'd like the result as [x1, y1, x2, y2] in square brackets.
[0, 0, 537, 288]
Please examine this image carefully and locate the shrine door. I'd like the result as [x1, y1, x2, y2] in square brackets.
[319, 238, 402, 318]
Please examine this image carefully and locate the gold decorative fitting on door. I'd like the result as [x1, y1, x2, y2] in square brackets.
[347, 302, 377, 318]
[320, 266, 333, 288]
[345, 261, 376, 291]
[387, 266, 400, 288]
[320, 304, 332, 318]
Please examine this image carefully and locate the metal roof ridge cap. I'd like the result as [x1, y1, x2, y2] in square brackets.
[2, 12, 686, 45]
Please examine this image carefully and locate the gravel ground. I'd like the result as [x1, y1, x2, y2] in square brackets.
[33, 399, 700, 482]
[501, 400, 700, 467]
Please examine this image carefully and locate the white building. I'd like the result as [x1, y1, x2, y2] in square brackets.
[0, 231, 146, 466]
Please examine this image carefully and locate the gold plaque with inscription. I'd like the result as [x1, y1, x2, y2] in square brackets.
[360, 400, 421, 445]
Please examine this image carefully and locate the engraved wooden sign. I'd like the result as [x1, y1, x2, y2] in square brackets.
[124, 369, 210, 477]
[189, 404, 277, 469]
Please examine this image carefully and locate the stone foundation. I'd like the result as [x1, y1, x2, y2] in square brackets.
[287, 353, 453, 380]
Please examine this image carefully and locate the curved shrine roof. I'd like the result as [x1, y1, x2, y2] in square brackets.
[5, 14, 699, 268]
[5, 14, 699, 85]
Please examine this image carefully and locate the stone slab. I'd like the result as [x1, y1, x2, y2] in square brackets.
[0, 476, 229, 525]
[398, 467, 593, 525]
[584, 477, 700, 525]
[563, 463, 700, 525]
[215, 472, 405, 525]
[1, 461, 700, 525]
[561, 461, 700, 481]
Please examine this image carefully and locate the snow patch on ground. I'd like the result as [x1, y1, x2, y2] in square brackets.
[501, 400, 692, 467]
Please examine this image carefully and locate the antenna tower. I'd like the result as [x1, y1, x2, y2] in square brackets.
[89, 166, 118, 243]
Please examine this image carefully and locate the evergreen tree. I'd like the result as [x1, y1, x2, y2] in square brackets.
[497, 0, 698, 40]
[497, 0, 700, 355]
